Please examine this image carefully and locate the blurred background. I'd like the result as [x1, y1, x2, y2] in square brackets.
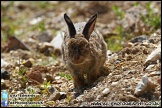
[1, 1, 161, 52]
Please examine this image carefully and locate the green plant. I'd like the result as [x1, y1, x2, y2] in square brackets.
[18, 67, 27, 76]
[2, 15, 25, 40]
[134, 2, 139, 7]
[32, 1, 54, 10]
[44, 81, 51, 89]
[31, 21, 46, 32]
[106, 36, 123, 51]
[107, 5, 125, 51]
[42, 81, 51, 94]
[112, 5, 125, 37]
[50, 52, 56, 60]
[37, 1, 49, 8]
[59, 72, 72, 80]
[50, 52, 58, 65]
[18, 61, 27, 83]
[66, 93, 73, 103]
[112, 5, 125, 20]
[142, 1, 161, 31]
[27, 87, 35, 94]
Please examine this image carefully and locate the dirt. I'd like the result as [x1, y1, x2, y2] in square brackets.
[1, 1, 161, 107]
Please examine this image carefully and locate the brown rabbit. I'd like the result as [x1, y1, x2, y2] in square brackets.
[62, 13, 107, 90]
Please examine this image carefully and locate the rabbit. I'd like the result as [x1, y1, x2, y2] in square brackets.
[62, 13, 107, 90]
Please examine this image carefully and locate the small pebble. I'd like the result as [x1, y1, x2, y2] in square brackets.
[102, 88, 110, 95]
[96, 95, 101, 100]
[111, 82, 118, 86]
[55, 76, 61, 80]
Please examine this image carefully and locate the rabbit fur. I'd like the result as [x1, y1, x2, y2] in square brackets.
[62, 13, 107, 89]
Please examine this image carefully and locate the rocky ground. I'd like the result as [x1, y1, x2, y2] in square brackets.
[1, 1, 161, 107]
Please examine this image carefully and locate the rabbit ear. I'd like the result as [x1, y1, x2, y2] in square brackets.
[82, 13, 98, 40]
[64, 13, 76, 38]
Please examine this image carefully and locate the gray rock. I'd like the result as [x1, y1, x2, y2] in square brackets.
[148, 71, 161, 77]
[48, 91, 60, 101]
[131, 35, 149, 43]
[96, 95, 101, 100]
[50, 31, 64, 54]
[134, 75, 156, 96]
[38, 32, 52, 42]
[1, 59, 8, 67]
[48, 86, 55, 94]
[145, 43, 161, 64]
[144, 43, 161, 70]
[102, 88, 110, 95]
[145, 64, 155, 71]
[111, 82, 118, 86]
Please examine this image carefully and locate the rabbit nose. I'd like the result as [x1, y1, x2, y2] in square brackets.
[74, 46, 80, 53]
[74, 47, 78, 52]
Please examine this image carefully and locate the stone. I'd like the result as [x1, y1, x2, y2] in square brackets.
[6, 36, 31, 52]
[144, 43, 161, 67]
[111, 82, 118, 86]
[38, 31, 52, 42]
[50, 31, 64, 55]
[26, 71, 43, 85]
[102, 88, 110, 95]
[23, 60, 32, 68]
[49, 92, 60, 101]
[130, 35, 149, 43]
[134, 75, 156, 97]
[45, 73, 54, 82]
[1, 68, 10, 80]
[1, 59, 8, 67]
